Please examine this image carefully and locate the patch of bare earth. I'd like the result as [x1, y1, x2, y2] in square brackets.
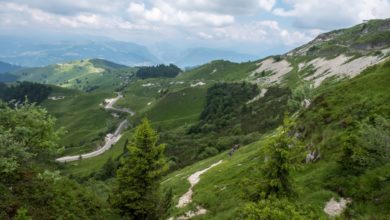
[324, 197, 351, 217]
[251, 58, 293, 84]
[301, 54, 384, 87]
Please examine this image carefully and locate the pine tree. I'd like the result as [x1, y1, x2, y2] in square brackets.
[110, 118, 168, 219]
[260, 116, 303, 197]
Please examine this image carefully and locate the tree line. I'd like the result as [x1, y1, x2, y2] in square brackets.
[0, 81, 52, 104]
[136, 64, 182, 79]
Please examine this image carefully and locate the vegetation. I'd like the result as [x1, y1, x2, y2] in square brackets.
[2, 18, 389, 219]
[0, 73, 18, 82]
[14, 59, 136, 92]
[178, 60, 258, 81]
[42, 89, 119, 155]
[0, 102, 109, 219]
[110, 119, 168, 219]
[0, 82, 52, 104]
[190, 82, 258, 133]
[136, 64, 182, 79]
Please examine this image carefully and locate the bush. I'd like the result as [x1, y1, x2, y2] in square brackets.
[198, 147, 219, 159]
[237, 197, 318, 219]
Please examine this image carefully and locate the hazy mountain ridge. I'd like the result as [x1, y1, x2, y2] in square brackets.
[0, 38, 161, 67]
[0, 60, 21, 73]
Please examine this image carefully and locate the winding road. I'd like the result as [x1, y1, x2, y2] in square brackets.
[56, 92, 133, 163]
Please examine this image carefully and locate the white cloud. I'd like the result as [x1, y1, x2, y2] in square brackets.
[258, 0, 276, 11]
[127, 1, 235, 27]
[162, 0, 276, 15]
[273, 0, 390, 29]
[198, 32, 214, 40]
[197, 20, 315, 46]
[0, 2, 153, 31]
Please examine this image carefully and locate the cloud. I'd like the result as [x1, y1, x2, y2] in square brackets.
[127, 1, 236, 27]
[7, 0, 127, 15]
[195, 20, 316, 47]
[0, 2, 153, 31]
[167, 0, 276, 14]
[273, 0, 390, 29]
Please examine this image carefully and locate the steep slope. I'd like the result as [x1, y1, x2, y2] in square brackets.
[176, 19, 390, 89]
[252, 19, 390, 88]
[162, 59, 390, 219]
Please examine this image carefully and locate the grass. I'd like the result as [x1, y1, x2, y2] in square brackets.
[142, 87, 207, 129]
[42, 89, 120, 155]
[160, 59, 390, 219]
[178, 60, 258, 82]
[15, 59, 136, 92]
[161, 135, 335, 219]
[61, 130, 133, 178]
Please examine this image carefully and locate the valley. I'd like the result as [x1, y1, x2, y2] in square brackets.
[1, 17, 390, 220]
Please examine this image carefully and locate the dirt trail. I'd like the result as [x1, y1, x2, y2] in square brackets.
[170, 160, 222, 219]
[176, 160, 223, 208]
[56, 93, 133, 162]
[247, 88, 268, 104]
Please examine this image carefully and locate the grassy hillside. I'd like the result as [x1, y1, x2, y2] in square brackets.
[162, 60, 390, 219]
[42, 87, 121, 155]
[178, 60, 258, 82]
[143, 87, 207, 129]
[292, 19, 390, 57]
[14, 59, 136, 92]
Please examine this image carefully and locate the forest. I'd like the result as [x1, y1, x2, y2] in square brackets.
[0, 82, 52, 104]
[136, 64, 182, 79]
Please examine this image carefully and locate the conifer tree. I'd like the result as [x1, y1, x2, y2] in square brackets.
[260, 116, 303, 197]
[110, 118, 168, 219]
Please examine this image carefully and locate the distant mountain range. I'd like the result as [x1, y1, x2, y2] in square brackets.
[0, 36, 160, 67]
[0, 61, 21, 73]
[174, 48, 257, 67]
[0, 35, 257, 67]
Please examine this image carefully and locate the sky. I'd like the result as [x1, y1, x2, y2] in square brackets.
[0, 0, 390, 56]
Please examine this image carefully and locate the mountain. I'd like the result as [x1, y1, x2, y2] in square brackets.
[174, 48, 258, 67]
[14, 59, 137, 92]
[0, 61, 20, 82]
[0, 36, 257, 68]
[2, 18, 390, 220]
[0, 61, 21, 73]
[0, 36, 161, 67]
[290, 18, 390, 57]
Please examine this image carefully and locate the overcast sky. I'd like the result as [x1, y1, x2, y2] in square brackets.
[1, 0, 389, 55]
